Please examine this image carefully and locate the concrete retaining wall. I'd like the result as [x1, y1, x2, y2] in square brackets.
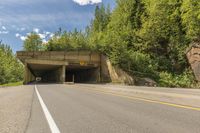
[100, 55, 134, 85]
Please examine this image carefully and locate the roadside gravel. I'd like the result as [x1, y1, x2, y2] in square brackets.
[0, 85, 34, 133]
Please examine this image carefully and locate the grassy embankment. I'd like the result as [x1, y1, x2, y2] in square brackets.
[0, 81, 23, 87]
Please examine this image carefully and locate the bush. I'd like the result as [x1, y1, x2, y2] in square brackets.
[118, 52, 151, 72]
[159, 69, 196, 88]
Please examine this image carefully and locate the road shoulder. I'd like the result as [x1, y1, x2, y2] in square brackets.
[0, 85, 34, 133]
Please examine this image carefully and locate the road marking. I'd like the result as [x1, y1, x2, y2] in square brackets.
[77, 86, 200, 112]
[35, 85, 60, 133]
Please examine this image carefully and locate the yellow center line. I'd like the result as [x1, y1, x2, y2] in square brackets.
[75, 86, 200, 112]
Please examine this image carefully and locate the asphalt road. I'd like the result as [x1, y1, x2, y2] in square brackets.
[25, 84, 200, 133]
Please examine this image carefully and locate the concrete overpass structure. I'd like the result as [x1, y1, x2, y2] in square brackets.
[17, 51, 112, 84]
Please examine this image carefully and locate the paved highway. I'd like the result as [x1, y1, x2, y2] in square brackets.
[28, 84, 200, 133]
[1, 84, 200, 133]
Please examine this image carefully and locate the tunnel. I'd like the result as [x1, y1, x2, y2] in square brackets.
[28, 64, 62, 83]
[17, 51, 105, 84]
[66, 65, 100, 83]
[27, 63, 100, 84]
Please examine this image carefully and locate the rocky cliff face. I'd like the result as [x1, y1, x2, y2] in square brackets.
[186, 41, 200, 81]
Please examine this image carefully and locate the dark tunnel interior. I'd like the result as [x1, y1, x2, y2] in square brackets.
[66, 67, 99, 83]
[28, 64, 100, 83]
[28, 64, 60, 83]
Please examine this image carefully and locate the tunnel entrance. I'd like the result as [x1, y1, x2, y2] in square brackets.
[27, 63, 100, 83]
[66, 66, 100, 83]
[28, 64, 62, 83]
[17, 51, 104, 84]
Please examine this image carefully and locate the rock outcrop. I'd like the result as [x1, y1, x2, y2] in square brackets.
[135, 77, 157, 87]
[186, 41, 200, 81]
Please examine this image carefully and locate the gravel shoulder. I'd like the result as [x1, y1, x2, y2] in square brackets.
[0, 85, 34, 133]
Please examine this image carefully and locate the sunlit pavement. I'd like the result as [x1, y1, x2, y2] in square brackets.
[1, 84, 200, 133]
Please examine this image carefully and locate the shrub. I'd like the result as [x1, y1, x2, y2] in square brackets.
[159, 69, 196, 88]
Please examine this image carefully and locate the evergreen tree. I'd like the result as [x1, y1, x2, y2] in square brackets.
[103, 0, 147, 69]
[88, 4, 111, 49]
[92, 4, 111, 32]
[181, 0, 200, 41]
[140, 0, 188, 72]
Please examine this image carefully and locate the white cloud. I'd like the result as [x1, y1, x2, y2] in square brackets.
[42, 39, 47, 43]
[0, 31, 9, 34]
[15, 33, 20, 37]
[72, 0, 101, 5]
[2, 26, 6, 30]
[0, 25, 9, 34]
[33, 28, 40, 33]
[15, 33, 27, 41]
[45, 31, 51, 35]
[38, 33, 46, 39]
[20, 36, 27, 41]
[50, 33, 54, 38]
[15, 30, 53, 42]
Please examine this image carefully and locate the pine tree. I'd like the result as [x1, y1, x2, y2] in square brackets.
[88, 4, 111, 50]
[140, 0, 188, 72]
[181, 0, 200, 41]
[103, 0, 146, 66]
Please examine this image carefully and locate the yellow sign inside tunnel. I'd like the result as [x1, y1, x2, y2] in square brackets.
[80, 61, 87, 66]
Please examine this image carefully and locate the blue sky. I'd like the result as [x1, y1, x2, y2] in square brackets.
[0, 0, 115, 52]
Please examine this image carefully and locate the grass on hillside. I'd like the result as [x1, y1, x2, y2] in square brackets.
[0, 81, 23, 87]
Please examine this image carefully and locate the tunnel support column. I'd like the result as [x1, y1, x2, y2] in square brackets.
[24, 63, 35, 84]
[60, 65, 66, 84]
[24, 63, 28, 84]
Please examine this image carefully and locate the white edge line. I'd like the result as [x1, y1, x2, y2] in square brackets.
[35, 85, 60, 133]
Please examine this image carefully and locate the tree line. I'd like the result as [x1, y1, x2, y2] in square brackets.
[23, 0, 200, 87]
[0, 41, 24, 85]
